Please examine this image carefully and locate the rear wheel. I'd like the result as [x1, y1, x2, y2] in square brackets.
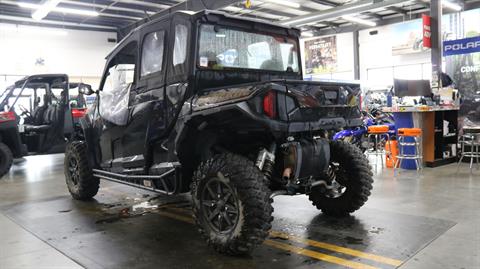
[0, 142, 13, 178]
[64, 141, 99, 200]
[309, 141, 373, 216]
[191, 153, 273, 255]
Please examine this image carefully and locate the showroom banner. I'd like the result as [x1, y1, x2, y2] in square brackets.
[443, 8, 480, 126]
[304, 36, 337, 74]
[443, 36, 480, 56]
[391, 20, 425, 55]
[422, 14, 432, 49]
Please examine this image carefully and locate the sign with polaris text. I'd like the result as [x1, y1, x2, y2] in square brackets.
[443, 36, 480, 56]
[422, 14, 431, 48]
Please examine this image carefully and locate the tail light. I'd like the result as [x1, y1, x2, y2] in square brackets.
[263, 91, 277, 119]
[0, 111, 16, 123]
[72, 108, 87, 119]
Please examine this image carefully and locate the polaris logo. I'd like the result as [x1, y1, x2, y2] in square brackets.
[444, 41, 480, 52]
[443, 36, 480, 56]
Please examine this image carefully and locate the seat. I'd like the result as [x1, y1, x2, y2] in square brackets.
[23, 105, 55, 133]
[366, 125, 392, 168]
[395, 128, 423, 170]
[24, 124, 50, 132]
[456, 127, 480, 173]
[368, 125, 390, 134]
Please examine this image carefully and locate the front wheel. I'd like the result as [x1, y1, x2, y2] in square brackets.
[0, 142, 13, 178]
[309, 141, 373, 216]
[191, 153, 273, 255]
[64, 141, 99, 200]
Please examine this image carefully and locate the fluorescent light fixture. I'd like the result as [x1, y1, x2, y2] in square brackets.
[342, 15, 377, 27]
[263, 0, 301, 9]
[281, 1, 371, 26]
[301, 31, 314, 37]
[18, 1, 99, 20]
[30, 0, 62, 21]
[442, 0, 462, 11]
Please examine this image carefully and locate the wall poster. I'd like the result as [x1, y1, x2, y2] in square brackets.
[304, 36, 337, 74]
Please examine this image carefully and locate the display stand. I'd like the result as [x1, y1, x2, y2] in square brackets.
[383, 106, 459, 169]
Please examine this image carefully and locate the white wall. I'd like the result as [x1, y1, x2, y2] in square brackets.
[359, 21, 431, 89]
[301, 32, 355, 81]
[0, 23, 117, 89]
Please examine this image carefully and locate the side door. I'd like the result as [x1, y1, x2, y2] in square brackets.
[97, 41, 137, 168]
[164, 17, 190, 132]
[120, 21, 170, 169]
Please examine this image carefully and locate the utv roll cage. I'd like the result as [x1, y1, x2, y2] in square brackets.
[0, 74, 69, 111]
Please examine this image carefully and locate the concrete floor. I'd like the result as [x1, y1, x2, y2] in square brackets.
[0, 154, 479, 269]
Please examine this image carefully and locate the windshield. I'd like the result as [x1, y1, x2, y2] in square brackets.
[198, 24, 299, 73]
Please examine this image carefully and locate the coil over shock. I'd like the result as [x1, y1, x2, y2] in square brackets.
[255, 143, 277, 180]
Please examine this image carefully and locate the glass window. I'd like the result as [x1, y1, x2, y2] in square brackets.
[141, 31, 165, 76]
[173, 24, 188, 66]
[100, 64, 133, 126]
[198, 24, 299, 72]
[103, 64, 135, 94]
[51, 88, 64, 105]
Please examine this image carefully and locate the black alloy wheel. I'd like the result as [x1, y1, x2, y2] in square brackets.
[201, 175, 240, 233]
[68, 156, 80, 185]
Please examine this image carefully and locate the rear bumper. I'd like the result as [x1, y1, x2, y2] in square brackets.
[190, 101, 362, 136]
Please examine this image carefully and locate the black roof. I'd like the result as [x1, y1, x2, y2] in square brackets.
[107, 9, 301, 60]
[13, 74, 69, 88]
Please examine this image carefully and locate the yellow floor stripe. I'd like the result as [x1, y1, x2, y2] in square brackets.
[264, 239, 379, 269]
[270, 231, 402, 267]
[155, 210, 195, 224]
[153, 206, 401, 268]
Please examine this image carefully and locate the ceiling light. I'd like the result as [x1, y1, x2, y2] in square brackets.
[281, 1, 371, 26]
[342, 15, 377, 27]
[301, 31, 314, 37]
[52, 6, 99, 16]
[442, 0, 462, 11]
[263, 0, 301, 9]
[18, 2, 99, 20]
[30, 0, 62, 21]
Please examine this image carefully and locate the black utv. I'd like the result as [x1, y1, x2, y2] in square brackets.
[65, 10, 373, 255]
[0, 74, 90, 177]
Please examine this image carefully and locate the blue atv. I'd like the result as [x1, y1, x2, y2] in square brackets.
[333, 108, 395, 152]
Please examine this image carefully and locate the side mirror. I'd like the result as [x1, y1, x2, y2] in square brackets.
[78, 84, 95, 95]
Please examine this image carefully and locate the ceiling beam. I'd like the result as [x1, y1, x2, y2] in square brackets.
[362, 11, 383, 20]
[309, 0, 338, 7]
[114, 0, 170, 10]
[281, 0, 413, 26]
[310, 0, 480, 36]
[0, 13, 117, 30]
[119, 0, 241, 37]
[386, 6, 408, 15]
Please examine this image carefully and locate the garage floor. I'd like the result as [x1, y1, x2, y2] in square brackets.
[0, 154, 479, 269]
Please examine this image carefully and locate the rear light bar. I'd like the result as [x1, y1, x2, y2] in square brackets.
[263, 91, 277, 119]
[0, 111, 16, 123]
[72, 108, 87, 119]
